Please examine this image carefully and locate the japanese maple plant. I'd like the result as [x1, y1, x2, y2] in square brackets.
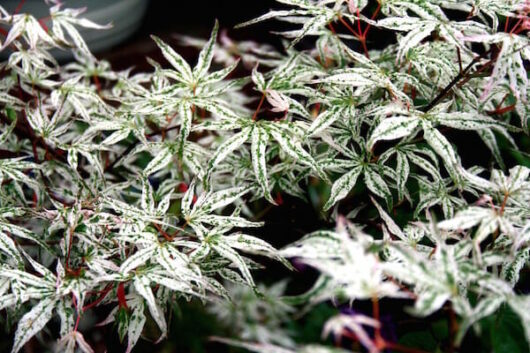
[0, 0, 529, 353]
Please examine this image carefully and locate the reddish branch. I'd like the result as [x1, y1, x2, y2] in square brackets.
[252, 92, 266, 121]
[422, 47, 495, 112]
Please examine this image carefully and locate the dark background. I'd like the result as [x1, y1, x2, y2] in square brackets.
[99, 0, 281, 69]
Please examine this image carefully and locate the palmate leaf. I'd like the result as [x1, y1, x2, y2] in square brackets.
[307, 105, 349, 137]
[435, 112, 518, 131]
[151, 35, 193, 83]
[421, 120, 460, 179]
[268, 127, 329, 182]
[56, 331, 95, 353]
[49, 5, 111, 59]
[0, 231, 24, 268]
[251, 126, 275, 204]
[125, 300, 147, 353]
[236, 1, 343, 49]
[363, 165, 392, 205]
[194, 20, 219, 80]
[323, 166, 362, 211]
[211, 239, 255, 287]
[1, 13, 54, 50]
[151, 20, 238, 97]
[177, 101, 194, 158]
[205, 127, 252, 188]
[11, 297, 56, 353]
[133, 275, 167, 338]
[323, 314, 380, 353]
[411, 290, 450, 317]
[367, 116, 420, 150]
[224, 233, 292, 269]
[395, 151, 409, 201]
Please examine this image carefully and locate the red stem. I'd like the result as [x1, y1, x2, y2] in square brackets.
[356, 8, 363, 37]
[153, 222, 173, 241]
[252, 93, 266, 121]
[360, 39, 370, 58]
[509, 16, 525, 34]
[328, 22, 337, 34]
[82, 283, 114, 311]
[384, 342, 431, 353]
[13, 0, 26, 15]
[372, 296, 384, 348]
[338, 15, 360, 37]
[363, 2, 381, 38]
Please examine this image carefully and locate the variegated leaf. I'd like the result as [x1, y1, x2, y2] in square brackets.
[323, 166, 362, 211]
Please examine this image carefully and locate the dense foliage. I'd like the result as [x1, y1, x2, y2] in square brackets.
[0, 0, 529, 352]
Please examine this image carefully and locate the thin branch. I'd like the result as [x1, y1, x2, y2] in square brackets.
[252, 92, 266, 121]
[422, 48, 494, 113]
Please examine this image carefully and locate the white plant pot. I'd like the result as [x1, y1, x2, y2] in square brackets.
[1, 0, 149, 59]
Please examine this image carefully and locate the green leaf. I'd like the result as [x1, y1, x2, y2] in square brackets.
[0, 231, 24, 268]
[251, 126, 275, 204]
[422, 121, 460, 178]
[363, 165, 392, 205]
[307, 106, 345, 137]
[211, 240, 255, 287]
[368, 116, 420, 150]
[126, 301, 146, 353]
[151, 35, 193, 83]
[411, 291, 449, 317]
[120, 246, 155, 274]
[224, 233, 292, 269]
[133, 275, 167, 338]
[205, 128, 251, 188]
[323, 166, 362, 211]
[143, 146, 173, 176]
[178, 101, 193, 159]
[269, 128, 329, 182]
[436, 112, 517, 131]
[194, 20, 219, 80]
[11, 297, 56, 353]
[395, 151, 409, 201]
